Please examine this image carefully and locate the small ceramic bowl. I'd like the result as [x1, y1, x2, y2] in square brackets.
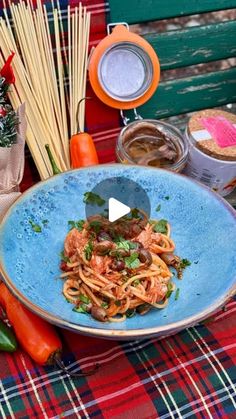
[0, 165, 235, 340]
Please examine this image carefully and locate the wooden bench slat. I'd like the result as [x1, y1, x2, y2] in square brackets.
[145, 20, 236, 69]
[108, 0, 236, 24]
[125, 68, 236, 119]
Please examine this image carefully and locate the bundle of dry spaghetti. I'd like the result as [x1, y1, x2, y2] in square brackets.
[0, 1, 90, 179]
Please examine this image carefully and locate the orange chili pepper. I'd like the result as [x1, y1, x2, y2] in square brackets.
[70, 98, 99, 168]
[0, 282, 62, 365]
[0, 283, 99, 375]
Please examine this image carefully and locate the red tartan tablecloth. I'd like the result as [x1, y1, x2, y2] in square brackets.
[0, 296, 235, 418]
[1, 1, 236, 418]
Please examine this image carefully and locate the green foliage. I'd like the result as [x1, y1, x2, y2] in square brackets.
[0, 77, 18, 148]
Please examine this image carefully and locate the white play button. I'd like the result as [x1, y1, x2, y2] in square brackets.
[108, 197, 130, 222]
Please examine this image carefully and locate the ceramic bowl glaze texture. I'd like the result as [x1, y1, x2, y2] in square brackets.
[0, 165, 235, 339]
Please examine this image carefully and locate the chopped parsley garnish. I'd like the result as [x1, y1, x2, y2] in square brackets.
[60, 251, 70, 263]
[84, 241, 93, 260]
[29, 220, 42, 233]
[73, 304, 88, 314]
[126, 309, 136, 318]
[88, 220, 101, 234]
[166, 282, 174, 299]
[155, 204, 161, 212]
[164, 196, 170, 200]
[79, 294, 90, 304]
[133, 279, 140, 287]
[42, 219, 49, 225]
[125, 252, 140, 269]
[130, 208, 140, 219]
[116, 239, 131, 252]
[115, 300, 121, 307]
[154, 219, 168, 234]
[101, 302, 109, 309]
[175, 288, 180, 300]
[68, 220, 84, 231]
[83, 192, 105, 206]
[115, 236, 137, 251]
[179, 258, 191, 269]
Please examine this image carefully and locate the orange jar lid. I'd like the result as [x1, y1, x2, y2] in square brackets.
[88, 25, 160, 110]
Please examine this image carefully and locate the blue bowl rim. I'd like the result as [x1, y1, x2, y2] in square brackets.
[0, 164, 236, 339]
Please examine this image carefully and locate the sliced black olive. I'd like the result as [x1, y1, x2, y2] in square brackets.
[112, 260, 125, 271]
[136, 303, 151, 315]
[91, 306, 108, 322]
[131, 241, 144, 250]
[110, 248, 129, 258]
[160, 253, 180, 266]
[97, 231, 112, 242]
[94, 241, 113, 255]
[138, 249, 152, 266]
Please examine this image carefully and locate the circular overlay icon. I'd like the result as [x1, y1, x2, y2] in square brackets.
[85, 177, 150, 239]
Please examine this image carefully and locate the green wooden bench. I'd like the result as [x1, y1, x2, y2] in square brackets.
[106, 0, 236, 206]
[108, 0, 236, 120]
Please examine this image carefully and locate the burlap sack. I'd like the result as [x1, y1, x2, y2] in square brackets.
[0, 104, 26, 219]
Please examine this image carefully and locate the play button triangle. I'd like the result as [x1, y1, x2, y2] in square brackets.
[108, 197, 130, 222]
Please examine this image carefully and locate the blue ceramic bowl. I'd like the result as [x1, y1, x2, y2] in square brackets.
[0, 165, 236, 340]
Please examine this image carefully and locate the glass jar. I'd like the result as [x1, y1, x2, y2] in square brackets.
[116, 119, 188, 173]
[183, 109, 236, 196]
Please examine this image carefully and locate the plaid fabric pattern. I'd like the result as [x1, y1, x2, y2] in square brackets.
[0, 297, 235, 418]
[1, 1, 236, 418]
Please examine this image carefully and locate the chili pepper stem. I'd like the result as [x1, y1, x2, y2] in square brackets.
[45, 144, 61, 175]
[76, 97, 92, 133]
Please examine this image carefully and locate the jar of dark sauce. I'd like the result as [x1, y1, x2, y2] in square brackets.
[116, 119, 188, 172]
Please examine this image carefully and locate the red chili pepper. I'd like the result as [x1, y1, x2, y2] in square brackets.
[70, 98, 99, 168]
[0, 283, 98, 376]
[0, 52, 15, 85]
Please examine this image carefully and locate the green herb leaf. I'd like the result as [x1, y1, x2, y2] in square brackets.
[68, 220, 84, 231]
[128, 242, 139, 250]
[165, 282, 174, 299]
[88, 220, 101, 234]
[84, 241, 93, 261]
[115, 300, 121, 307]
[73, 304, 88, 314]
[115, 237, 137, 251]
[130, 208, 140, 219]
[155, 204, 161, 212]
[126, 309, 136, 318]
[154, 219, 168, 234]
[116, 239, 130, 252]
[42, 219, 49, 225]
[125, 252, 140, 269]
[60, 251, 70, 263]
[79, 294, 90, 304]
[101, 302, 109, 309]
[179, 258, 191, 269]
[29, 220, 42, 233]
[83, 192, 105, 206]
[133, 279, 140, 287]
[175, 288, 180, 300]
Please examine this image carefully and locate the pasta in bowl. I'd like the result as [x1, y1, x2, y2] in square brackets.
[61, 212, 187, 322]
[0, 165, 235, 340]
